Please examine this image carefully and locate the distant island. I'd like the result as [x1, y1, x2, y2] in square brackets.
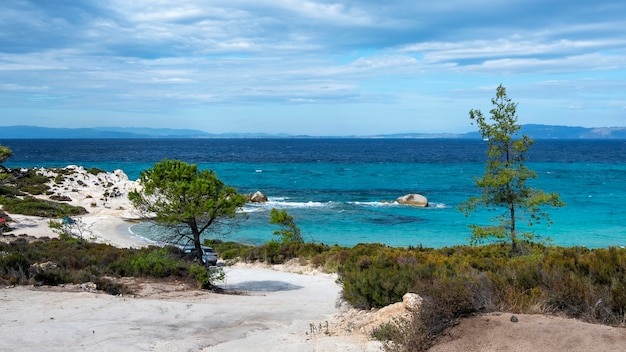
[1, 124, 626, 139]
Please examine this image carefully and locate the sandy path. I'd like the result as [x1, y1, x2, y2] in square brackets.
[0, 266, 380, 352]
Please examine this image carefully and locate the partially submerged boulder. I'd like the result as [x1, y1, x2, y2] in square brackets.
[248, 191, 268, 203]
[396, 194, 428, 207]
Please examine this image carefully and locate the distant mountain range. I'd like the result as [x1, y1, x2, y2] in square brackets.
[1, 124, 626, 139]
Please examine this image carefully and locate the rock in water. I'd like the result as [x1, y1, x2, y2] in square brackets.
[396, 194, 428, 207]
[249, 191, 268, 203]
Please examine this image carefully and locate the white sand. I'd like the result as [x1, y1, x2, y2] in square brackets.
[0, 265, 380, 352]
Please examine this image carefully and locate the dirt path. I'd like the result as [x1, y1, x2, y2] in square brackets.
[0, 266, 380, 352]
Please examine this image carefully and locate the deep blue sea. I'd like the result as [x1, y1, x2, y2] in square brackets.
[3, 138, 626, 248]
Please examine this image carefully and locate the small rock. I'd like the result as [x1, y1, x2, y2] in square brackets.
[403, 293, 423, 312]
[510, 315, 519, 323]
[248, 191, 268, 203]
[80, 282, 97, 292]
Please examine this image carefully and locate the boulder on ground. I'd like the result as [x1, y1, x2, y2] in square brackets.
[403, 292, 423, 312]
[248, 191, 268, 203]
[396, 194, 428, 207]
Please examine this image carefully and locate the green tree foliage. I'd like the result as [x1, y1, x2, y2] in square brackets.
[0, 145, 12, 166]
[459, 85, 564, 252]
[269, 208, 303, 243]
[0, 145, 13, 186]
[128, 159, 247, 265]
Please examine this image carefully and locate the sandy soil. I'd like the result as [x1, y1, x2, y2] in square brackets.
[429, 312, 626, 352]
[2, 166, 625, 351]
[0, 265, 380, 352]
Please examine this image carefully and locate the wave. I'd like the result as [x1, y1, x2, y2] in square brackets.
[242, 198, 450, 211]
[350, 201, 449, 209]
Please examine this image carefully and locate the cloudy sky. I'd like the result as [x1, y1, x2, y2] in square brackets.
[1, 1, 625, 135]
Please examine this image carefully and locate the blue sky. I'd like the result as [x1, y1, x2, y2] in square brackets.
[1, 0, 625, 136]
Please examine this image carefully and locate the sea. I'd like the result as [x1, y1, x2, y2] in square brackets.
[3, 138, 626, 249]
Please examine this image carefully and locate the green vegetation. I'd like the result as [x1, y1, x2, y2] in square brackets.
[14, 168, 52, 195]
[205, 238, 626, 350]
[2, 224, 624, 349]
[0, 236, 224, 291]
[0, 144, 12, 166]
[269, 208, 303, 243]
[459, 85, 564, 252]
[1, 168, 51, 198]
[0, 196, 87, 218]
[86, 167, 106, 175]
[129, 159, 247, 265]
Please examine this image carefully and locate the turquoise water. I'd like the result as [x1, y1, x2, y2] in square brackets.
[126, 161, 626, 248]
[4, 139, 626, 248]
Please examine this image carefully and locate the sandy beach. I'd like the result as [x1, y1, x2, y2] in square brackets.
[2, 166, 625, 351]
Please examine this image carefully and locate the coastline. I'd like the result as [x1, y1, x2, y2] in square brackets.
[2, 166, 625, 351]
[1, 165, 148, 247]
[0, 166, 381, 350]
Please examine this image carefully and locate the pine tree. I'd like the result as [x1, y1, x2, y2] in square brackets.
[129, 159, 247, 264]
[459, 85, 565, 252]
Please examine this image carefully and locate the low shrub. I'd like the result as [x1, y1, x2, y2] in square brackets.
[189, 263, 225, 289]
[87, 167, 106, 175]
[0, 238, 223, 292]
[0, 185, 23, 197]
[0, 253, 30, 285]
[0, 196, 87, 218]
[203, 239, 254, 261]
[364, 244, 626, 351]
[94, 277, 133, 295]
[128, 247, 186, 277]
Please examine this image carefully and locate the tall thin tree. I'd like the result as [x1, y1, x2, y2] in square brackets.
[459, 85, 564, 252]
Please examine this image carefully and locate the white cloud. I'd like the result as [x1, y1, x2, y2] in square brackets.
[1, 0, 625, 133]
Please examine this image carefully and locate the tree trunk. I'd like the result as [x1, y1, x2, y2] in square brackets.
[189, 218, 205, 265]
[510, 202, 517, 252]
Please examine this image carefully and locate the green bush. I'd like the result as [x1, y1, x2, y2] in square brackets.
[203, 239, 254, 261]
[129, 247, 186, 277]
[54, 174, 65, 184]
[31, 266, 67, 286]
[94, 277, 133, 295]
[0, 185, 23, 197]
[14, 169, 51, 195]
[363, 244, 626, 351]
[0, 238, 209, 290]
[0, 196, 87, 218]
[188, 263, 225, 289]
[87, 167, 106, 175]
[0, 253, 30, 285]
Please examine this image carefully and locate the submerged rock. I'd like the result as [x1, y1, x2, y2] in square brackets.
[396, 194, 428, 207]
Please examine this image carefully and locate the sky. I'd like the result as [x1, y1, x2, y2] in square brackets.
[1, 1, 625, 136]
